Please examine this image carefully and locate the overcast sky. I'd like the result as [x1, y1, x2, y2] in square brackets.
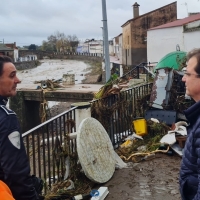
[0, 0, 199, 47]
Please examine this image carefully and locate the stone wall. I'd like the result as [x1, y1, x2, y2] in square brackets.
[19, 50, 103, 62]
[52, 54, 102, 62]
[122, 2, 177, 66]
[14, 60, 39, 70]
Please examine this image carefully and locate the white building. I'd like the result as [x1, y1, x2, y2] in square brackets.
[113, 33, 123, 64]
[77, 39, 103, 54]
[18, 55, 37, 62]
[147, 13, 200, 63]
[89, 40, 103, 54]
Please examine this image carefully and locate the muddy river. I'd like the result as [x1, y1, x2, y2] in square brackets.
[16, 59, 92, 107]
[17, 59, 92, 85]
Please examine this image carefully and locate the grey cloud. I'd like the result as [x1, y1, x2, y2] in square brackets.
[0, 0, 199, 46]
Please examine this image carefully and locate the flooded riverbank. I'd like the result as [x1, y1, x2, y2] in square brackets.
[17, 59, 92, 85]
[16, 59, 98, 108]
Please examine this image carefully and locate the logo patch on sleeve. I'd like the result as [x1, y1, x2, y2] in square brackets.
[8, 131, 21, 149]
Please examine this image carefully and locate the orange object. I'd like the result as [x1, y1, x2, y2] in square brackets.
[0, 181, 15, 200]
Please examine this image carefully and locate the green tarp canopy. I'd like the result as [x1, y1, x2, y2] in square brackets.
[155, 51, 187, 71]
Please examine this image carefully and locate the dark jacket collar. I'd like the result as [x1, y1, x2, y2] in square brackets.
[184, 100, 200, 124]
[0, 96, 8, 106]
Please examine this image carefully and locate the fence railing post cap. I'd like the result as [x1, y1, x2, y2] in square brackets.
[71, 102, 91, 109]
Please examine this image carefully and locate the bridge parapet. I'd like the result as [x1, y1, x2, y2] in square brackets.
[19, 50, 103, 61]
[10, 84, 101, 132]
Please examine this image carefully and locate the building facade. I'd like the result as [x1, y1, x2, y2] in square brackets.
[0, 43, 15, 61]
[121, 2, 177, 66]
[113, 33, 123, 64]
[147, 13, 200, 62]
[77, 39, 103, 54]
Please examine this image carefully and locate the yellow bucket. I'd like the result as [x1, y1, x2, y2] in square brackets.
[133, 118, 147, 136]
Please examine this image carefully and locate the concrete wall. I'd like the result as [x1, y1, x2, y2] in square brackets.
[10, 91, 41, 132]
[147, 22, 200, 62]
[10, 88, 96, 132]
[184, 20, 200, 51]
[14, 60, 39, 70]
[131, 48, 147, 65]
[119, 35, 123, 64]
[184, 30, 200, 51]
[19, 50, 103, 62]
[122, 23, 132, 65]
[113, 34, 123, 64]
[147, 26, 183, 62]
[54, 54, 103, 62]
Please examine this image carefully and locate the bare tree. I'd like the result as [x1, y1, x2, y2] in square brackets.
[67, 34, 79, 52]
[41, 32, 79, 52]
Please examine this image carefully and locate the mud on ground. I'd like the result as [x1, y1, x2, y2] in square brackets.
[102, 153, 181, 200]
[81, 60, 102, 84]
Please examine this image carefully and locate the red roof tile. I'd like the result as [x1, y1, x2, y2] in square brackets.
[149, 13, 200, 30]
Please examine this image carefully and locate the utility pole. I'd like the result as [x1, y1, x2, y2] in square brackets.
[100, 27, 104, 59]
[101, 0, 110, 82]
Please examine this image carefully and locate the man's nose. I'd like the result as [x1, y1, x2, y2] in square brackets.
[182, 76, 186, 82]
[15, 76, 21, 83]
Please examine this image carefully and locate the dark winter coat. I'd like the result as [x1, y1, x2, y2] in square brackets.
[180, 100, 200, 200]
[0, 96, 38, 200]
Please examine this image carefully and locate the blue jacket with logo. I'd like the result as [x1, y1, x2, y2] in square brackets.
[180, 100, 200, 200]
[0, 96, 38, 200]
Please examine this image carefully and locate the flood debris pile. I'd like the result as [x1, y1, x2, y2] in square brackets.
[93, 73, 121, 99]
[91, 97, 131, 133]
[44, 137, 94, 200]
[43, 56, 194, 199]
[116, 119, 171, 163]
[163, 71, 195, 112]
[44, 117, 114, 200]
[45, 172, 93, 200]
[35, 79, 63, 90]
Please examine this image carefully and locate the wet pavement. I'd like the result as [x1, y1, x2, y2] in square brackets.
[103, 153, 181, 200]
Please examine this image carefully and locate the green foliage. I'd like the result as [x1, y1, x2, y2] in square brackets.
[28, 44, 37, 50]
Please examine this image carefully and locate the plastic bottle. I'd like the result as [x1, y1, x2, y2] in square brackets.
[70, 194, 91, 200]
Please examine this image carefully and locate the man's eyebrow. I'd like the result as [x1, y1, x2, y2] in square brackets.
[9, 71, 16, 75]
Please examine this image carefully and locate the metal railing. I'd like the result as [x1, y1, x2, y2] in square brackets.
[53, 52, 103, 57]
[91, 82, 153, 148]
[22, 107, 77, 193]
[121, 62, 157, 80]
[22, 82, 153, 194]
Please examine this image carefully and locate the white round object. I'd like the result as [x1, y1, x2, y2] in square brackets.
[77, 117, 115, 183]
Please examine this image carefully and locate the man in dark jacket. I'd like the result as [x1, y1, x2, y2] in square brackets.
[180, 48, 200, 200]
[0, 55, 39, 199]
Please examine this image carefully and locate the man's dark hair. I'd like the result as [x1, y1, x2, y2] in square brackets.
[187, 48, 200, 74]
[0, 55, 13, 76]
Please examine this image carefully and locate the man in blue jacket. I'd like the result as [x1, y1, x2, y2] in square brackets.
[0, 55, 39, 199]
[180, 48, 200, 200]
